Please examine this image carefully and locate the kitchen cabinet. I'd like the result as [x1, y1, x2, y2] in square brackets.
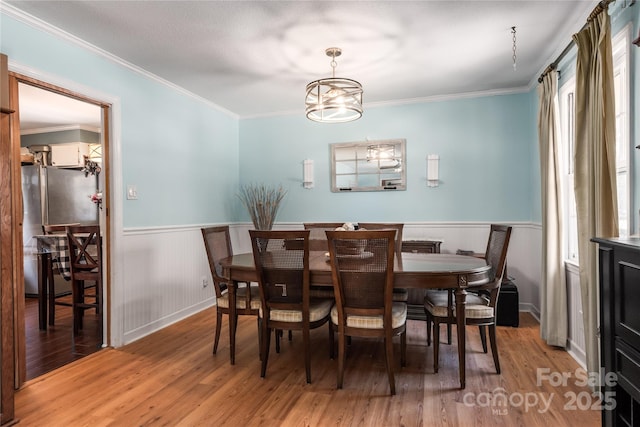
[50, 142, 90, 168]
[593, 237, 640, 426]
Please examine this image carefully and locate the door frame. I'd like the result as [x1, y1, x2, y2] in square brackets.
[8, 72, 112, 388]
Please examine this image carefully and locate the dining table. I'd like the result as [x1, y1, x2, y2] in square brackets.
[34, 234, 72, 330]
[220, 250, 491, 389]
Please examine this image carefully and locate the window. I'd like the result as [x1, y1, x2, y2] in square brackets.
[612, 26, 631, 237]
[559, 76, 578, 262]
[558, 24, 631, 263]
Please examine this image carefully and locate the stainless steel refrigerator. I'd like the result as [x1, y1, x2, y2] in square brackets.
[22, 165, 99, 296]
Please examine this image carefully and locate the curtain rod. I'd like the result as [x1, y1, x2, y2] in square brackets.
[537, 0, 620, 83]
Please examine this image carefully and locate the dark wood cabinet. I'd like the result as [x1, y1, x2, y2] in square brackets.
[401, 240, 442, 320]
[593, 237, 640, 427]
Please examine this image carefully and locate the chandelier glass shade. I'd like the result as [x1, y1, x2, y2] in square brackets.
[305, 48, 363, 123]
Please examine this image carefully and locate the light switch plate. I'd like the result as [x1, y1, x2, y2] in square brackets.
[127, 185, 138, 200]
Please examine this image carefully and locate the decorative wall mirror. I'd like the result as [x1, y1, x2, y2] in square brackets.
[330, 138, 406, 192]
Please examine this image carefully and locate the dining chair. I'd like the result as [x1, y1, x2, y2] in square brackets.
[357, 223, 408, 303]
[249, 229, 333, 383]
[424, 224, 512, 382]
[201, 226, 260, 362]
[66, 224, 102, 336]
[303, 222, 344, 251]
[326, 229, 407, 395]
[303, 222, 343, 299]
[42, 223, 79, 326]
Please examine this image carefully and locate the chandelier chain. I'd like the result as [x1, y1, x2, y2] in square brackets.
[511, 26, 517, 71]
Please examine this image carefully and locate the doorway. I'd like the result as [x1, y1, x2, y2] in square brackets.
[10, 74, 111, 384]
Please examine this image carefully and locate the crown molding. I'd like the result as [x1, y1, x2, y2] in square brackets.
[1, 2, 238, 120]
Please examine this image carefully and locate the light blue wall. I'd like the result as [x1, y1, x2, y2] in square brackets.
[1, 12, 240, 227]
[3, 5, 638, 231]
[239, 93, 538, 223]
[526, 88, 542, 223]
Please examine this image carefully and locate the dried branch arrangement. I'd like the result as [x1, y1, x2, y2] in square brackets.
[237, 184, 287, 230]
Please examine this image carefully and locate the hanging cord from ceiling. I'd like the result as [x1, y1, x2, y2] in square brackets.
[511, 26, 517, 71]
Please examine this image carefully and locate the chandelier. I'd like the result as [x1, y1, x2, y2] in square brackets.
[305, 47, 363, 123]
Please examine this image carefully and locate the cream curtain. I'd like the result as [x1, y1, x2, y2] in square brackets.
[572, 10, 618, 377]
[537, 70, 568, 348]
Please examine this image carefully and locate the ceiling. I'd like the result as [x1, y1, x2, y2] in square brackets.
[7, 0, 598, 127]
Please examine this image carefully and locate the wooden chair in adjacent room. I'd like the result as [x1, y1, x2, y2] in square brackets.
[249, 229, 333, 383]
[66, 224, 103, 337]
[42, 223, 79, 325]
[423, 224, 512, 383]
[326, 229, 407, 395]
[201, 225, 261, 364]
[357, 223, 408, 303]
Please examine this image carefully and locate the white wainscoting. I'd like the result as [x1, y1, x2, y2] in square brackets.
[566, 262, 586, 367]
[116, 222, 543, 347]
[233, 221, 542, 316]
[120, 227, 215, 345]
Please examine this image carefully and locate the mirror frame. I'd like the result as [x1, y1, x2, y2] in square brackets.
[330, 138, 406, 192]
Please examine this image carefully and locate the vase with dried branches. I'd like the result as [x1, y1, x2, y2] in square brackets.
[237, 183, 287, 230]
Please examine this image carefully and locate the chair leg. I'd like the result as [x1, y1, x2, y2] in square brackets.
[337, 332, 346, 389]
[288, 330, 293, 341]
[260, 323, 271, 378]
[489, 324, 501, 374]
[433, 319, 440, 374]
[446, 324, 452, 345]
[425, 309, 432, 346]
[257, 317, 262, 360]
[384, 333, 396, 395]
[94, 280, 101, 315]
[400, 330, 407, 367]
[479, 325, 488, 353]
[328, 322, 334, 359]
[72, 279, 83, 335]
[47, 261, 56, 326]
[212, 309, 223, 354]
[303, 327, 311, 384]
[275, 329, 281, 353]
[96, 280, 103, 344]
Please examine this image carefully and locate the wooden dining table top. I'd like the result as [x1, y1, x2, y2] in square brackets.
[220, 251, 491, 289]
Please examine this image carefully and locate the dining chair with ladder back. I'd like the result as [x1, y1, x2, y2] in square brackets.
[424, 224, 512, 383]
[42, 223, 79, 326]
[326, 229, 407, 395]
[201, 226, 261, 364]
[357, 223, 408, 303]
[249, 229, 333, 383]
[66, 224, 103, 337]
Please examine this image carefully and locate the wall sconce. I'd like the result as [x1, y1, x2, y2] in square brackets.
[427, 154, 439, 187]
[303, 159, 314, 189]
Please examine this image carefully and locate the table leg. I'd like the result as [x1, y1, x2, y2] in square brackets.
[455, 285, 467, 389]
[37, 253, 49, 331]
[228, 280, 238, 365]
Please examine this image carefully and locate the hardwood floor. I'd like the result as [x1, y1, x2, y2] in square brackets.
[15, 309, 600, 426]
[24, 295, 102, 380]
